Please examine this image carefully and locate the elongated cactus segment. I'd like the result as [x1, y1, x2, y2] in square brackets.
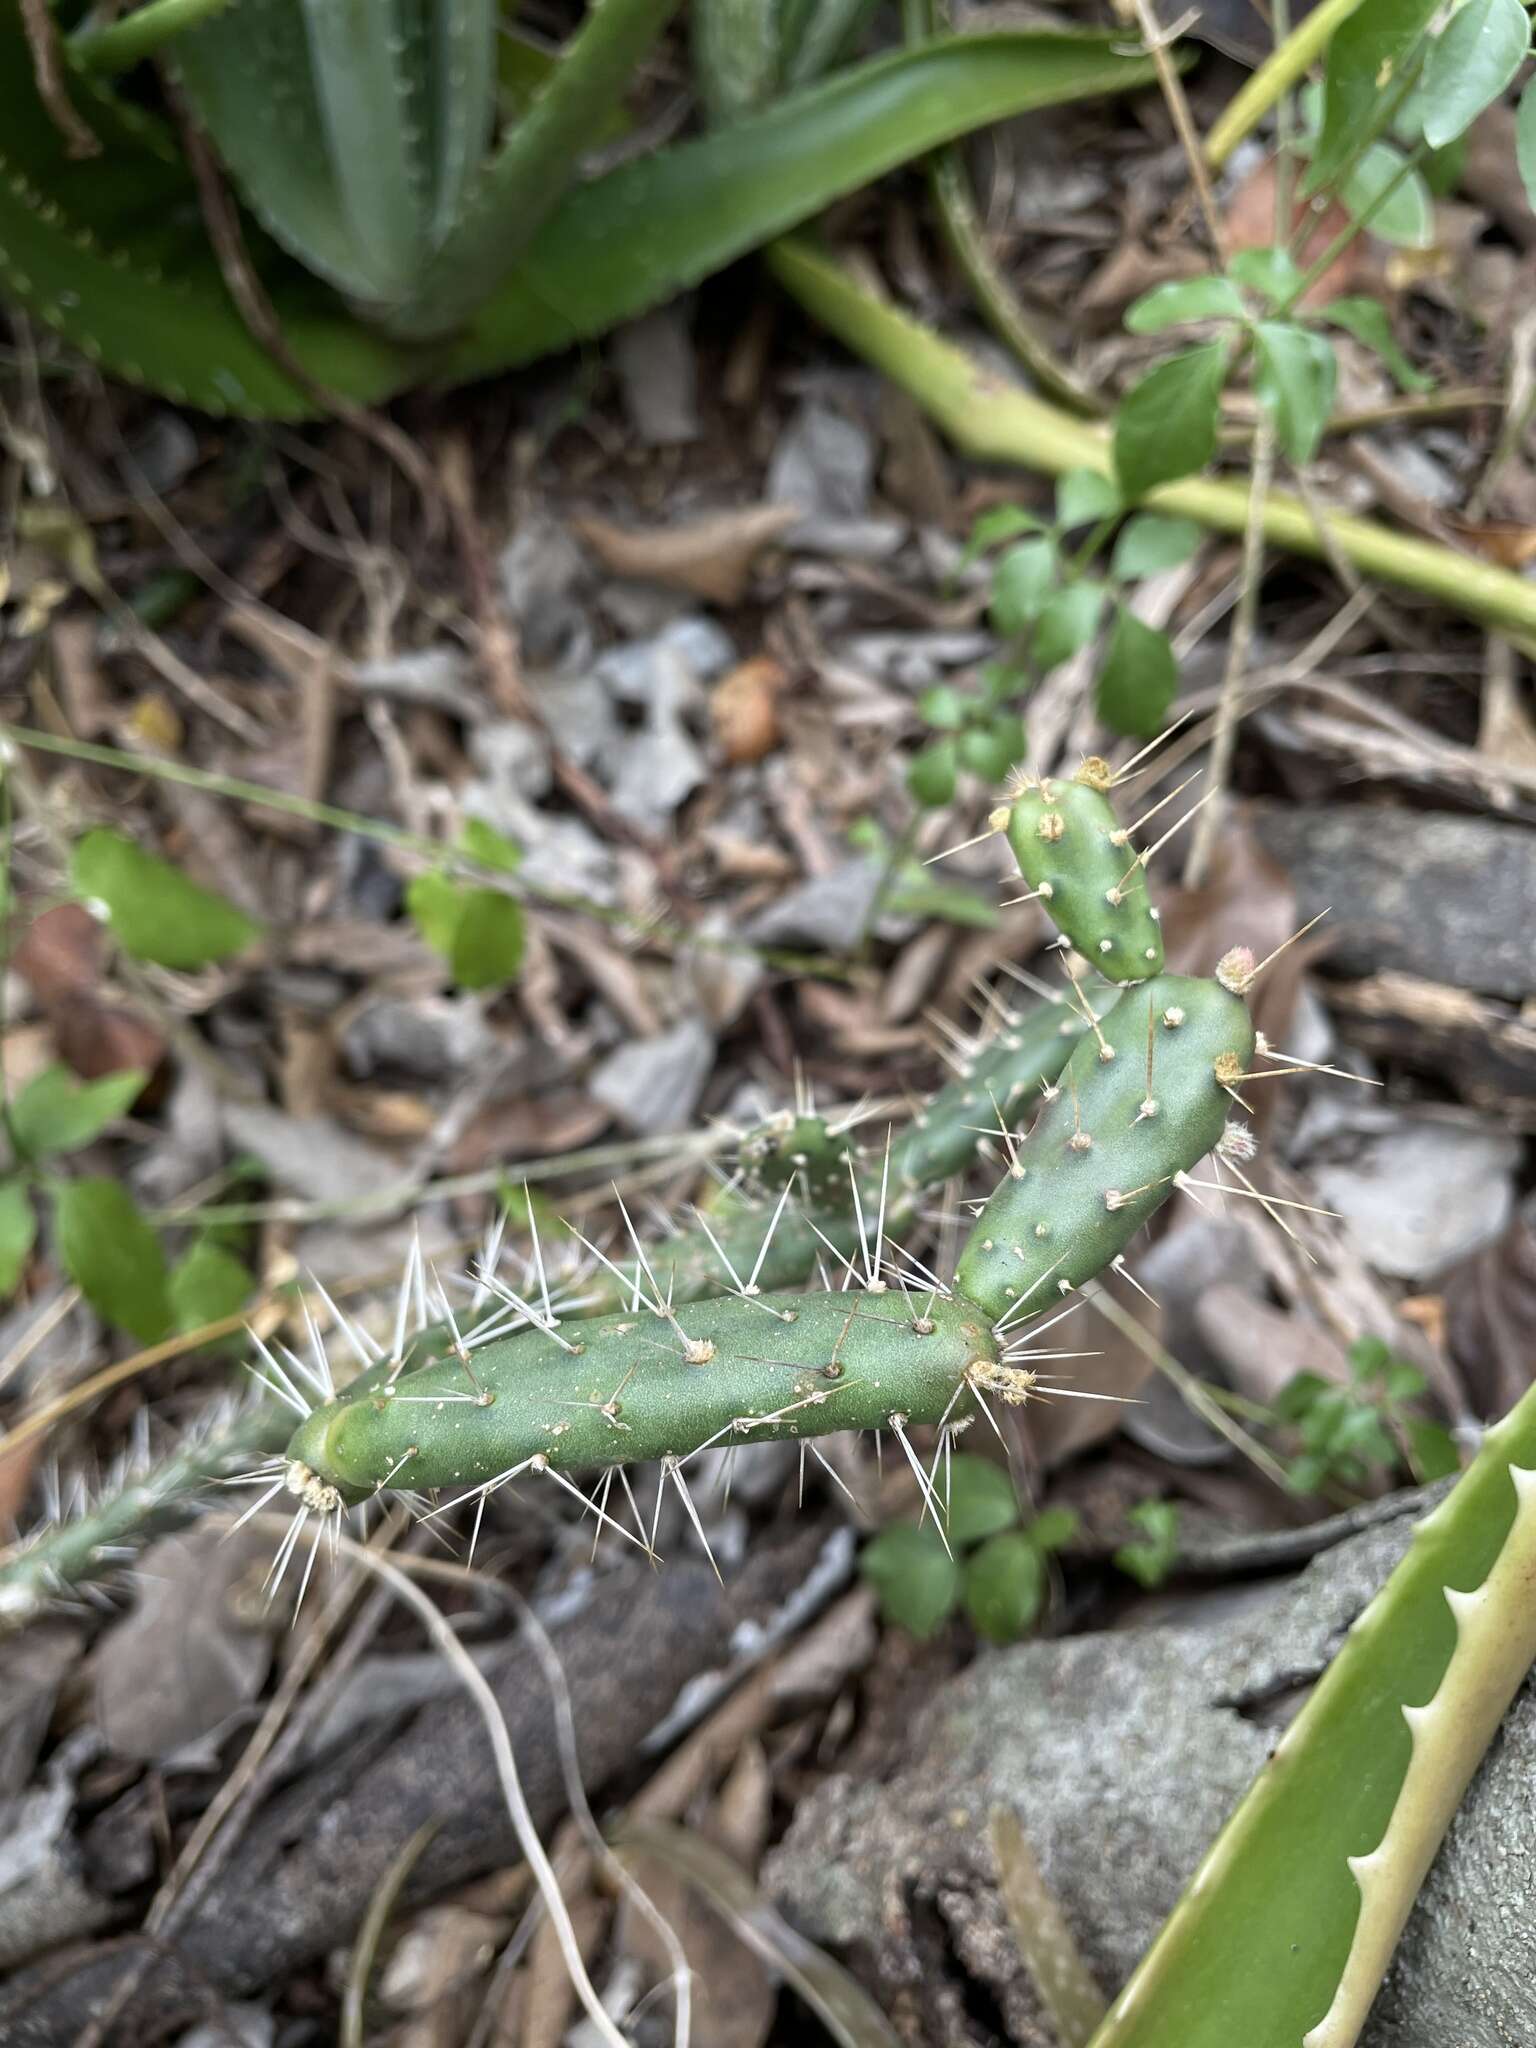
[1085, 1376, 1536, 2048]
[285, 1288, 996, 1504]
[740, 1112, 857, 1208]
[1006, 766, 1163, 984]
[893, 995, 1086, 1193]
[955, 974, 1253, 1318]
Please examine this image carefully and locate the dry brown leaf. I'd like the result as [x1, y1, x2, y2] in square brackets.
[444, 1089, 610, 1173]
[90, 1523, 275, 1762]
[11, 904, 167, 1084]
[573, 503, 798, 606]
[711, 656, 788, 765]
[1445, 1194, 1536, 1420]
[1223, 157, 1369, 306]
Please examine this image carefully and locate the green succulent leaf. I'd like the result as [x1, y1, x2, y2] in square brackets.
[1, 19, 1163, 416]
[861, 1523, 963, 1638]
[0, 1179, 37, 1297]
[1110, 513, 1203, 580]
[55, 1176, 172, 1344]
[964, 1528, 1046, 1642]
[1033, 580, 1106, 671]
[1309, 0, 1440, 193]
[1319, 296, 1433, 392]
[1254, 320, 1338, 465]
[10, 1065, 146, 1162]
[1113, 342, 1227, 500]
[71, 830, 261, 970]
[1420, 0, 1530, 149]
[943, 1453, 1021, 1550]
[1096, 605, 1179, 738]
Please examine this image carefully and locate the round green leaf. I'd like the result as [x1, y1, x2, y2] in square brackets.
[1421, 0, 1530, 149]
[10, 1064, 146, 1161]
[964, 1529, 1045, 1643]
[0, 1179, 37, 1296]
[449, 889, 526, 992]
[942, 1453, 1021, 1549]
[1124, 276, 1246, 334]
[169, 1240, 255, 1332]
[1029, 1505, 1082, 1553]
[1110, 514, 1203, 581]
[1096, 605, 1178, 738]
[1032, 581, 1106, 672]
[71, 830, 260, 970]
[989, 536, 1057, 634]
[1227, 245, 1304, 308]
[1054, 467, 1122, 529]
[1338, 141, 1434, 249]
[957, 723, 1019, 783]
[918, 683, 969, 731]
[55, 1176, 172, 1343]
[907, 737, 958, 808]
[461, 816, 523, 873]
[1113, 343, 1227, 501]
[860, 1524, 962, 1638]
[1254, 321, 1338, 465]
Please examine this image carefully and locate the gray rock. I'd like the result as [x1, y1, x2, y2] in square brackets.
[468, 719, 554, 803]
[498, 513, 592, 670]
[609, 304, 700, 446]
[1307, 1116, 1518, 1278]
[765, 1500, 1536, 2048]
[340, 995, 497, 1084]
[746, 858, 884, 953]
[769, 400, 906, 558]
[589, 1018, 716, 1134]
[1253, 805, 1536, 1001]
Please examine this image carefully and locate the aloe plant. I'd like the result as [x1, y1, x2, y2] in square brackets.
[0, 5, 1161, 415]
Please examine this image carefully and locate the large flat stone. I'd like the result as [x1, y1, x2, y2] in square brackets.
[1252, 804, 1536, 1001]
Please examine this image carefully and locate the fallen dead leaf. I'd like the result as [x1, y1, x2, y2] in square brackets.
[11, 904, 167, 1085]
[1223, 155, 1368, 307]
[711, 656, 788, 765]
[1445, 1194, 1536, 1421]
[573, 502, 798, 606]
[90, 1522, 275, 1762]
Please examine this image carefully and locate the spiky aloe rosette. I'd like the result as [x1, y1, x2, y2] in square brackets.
[271, 757, 1263, 1549]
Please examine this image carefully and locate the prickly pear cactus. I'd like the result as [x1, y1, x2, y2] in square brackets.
[1004, 759, 1164, 982]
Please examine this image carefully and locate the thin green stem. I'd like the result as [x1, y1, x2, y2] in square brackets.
[1281, 140, 1428, 313]
[0, 725, 846, 979]
[1204, 0, 1366, 168]
[767, 239, 1536, 650]
[68, 0, 233, 72]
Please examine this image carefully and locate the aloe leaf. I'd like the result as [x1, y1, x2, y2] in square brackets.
[0, 15, 418, 416]
[444, 31, 1164, 377]
[423, 0, 499, 245]
[694, 0, 784, 121]
[2, 22, 1158, 414]
[174, 0, 436, 305]
[391, 0, 682, 340]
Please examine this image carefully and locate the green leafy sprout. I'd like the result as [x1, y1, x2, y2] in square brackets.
[860, 1452, 1080, 1644]
[1273, 1333, 1460, 1497]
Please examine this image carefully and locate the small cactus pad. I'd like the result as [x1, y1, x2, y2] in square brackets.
[739, 1113, 855, 1208]
[1006, 771, 1163, 983]
[285, 1288, 998, 1502]
[954, 973, 1254, 1317]
[894, 999, 1086, 1191]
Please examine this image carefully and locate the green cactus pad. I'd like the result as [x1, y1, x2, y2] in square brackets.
[955, 973, 1253, 1317]
[285, 1287, 996, 1502]
[1006, 767, 1164, 984]
[893, 998, 1087, 1192]
[739, 1113, 857, 1209]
